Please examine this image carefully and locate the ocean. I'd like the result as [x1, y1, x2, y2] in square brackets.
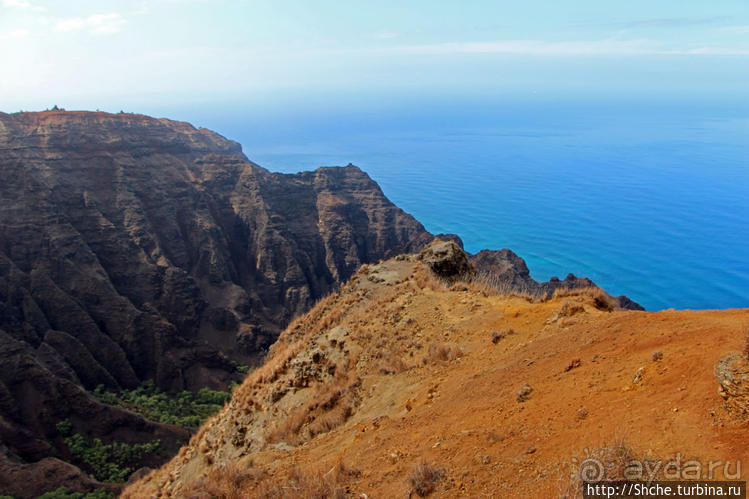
[177, 95, 749, 311]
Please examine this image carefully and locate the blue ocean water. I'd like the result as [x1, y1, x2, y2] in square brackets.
[181, 97, 749, 311]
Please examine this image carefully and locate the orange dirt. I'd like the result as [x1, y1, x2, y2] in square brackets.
[125, 255, 749, 498]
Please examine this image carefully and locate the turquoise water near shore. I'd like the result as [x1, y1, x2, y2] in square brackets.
[183, 97, 749, 311]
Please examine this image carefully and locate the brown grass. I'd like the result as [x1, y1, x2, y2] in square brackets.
[745, 326, 749, 359]
[552, 287, 617, 311]
[425, 342, 462, 364]
[181, 461, 359, 499]
[181, 461, 265, 499]
[407, 461, 444, 497]
[491, 328, 514, 344]
[253, 462, 359, 499]
[379, 352, 409, 374]
[267, 370, 360, 445]
[559, 438, 638, 499]
[413, 266, 449, 291]
[460, 271, 536, 300]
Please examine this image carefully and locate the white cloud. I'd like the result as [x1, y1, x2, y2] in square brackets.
[1, 0, 45, 11]
[0, 28, 30, 39]
[55, 13, 126, 35]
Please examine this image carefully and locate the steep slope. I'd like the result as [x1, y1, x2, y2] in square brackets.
[0, 110, 431, 388]
[126, 241, 748, 498]
[0, 110, 432, 496]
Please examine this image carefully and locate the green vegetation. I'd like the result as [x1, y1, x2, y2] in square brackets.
[56, 419, 73, 437]
[92, 380, 230, 428]
[64, 433, 160, 483]
[49, 382, 233, 484]
[36, 487, 114, 499]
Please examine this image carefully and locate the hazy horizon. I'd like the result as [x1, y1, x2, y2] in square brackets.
[2, 0, 749, 115]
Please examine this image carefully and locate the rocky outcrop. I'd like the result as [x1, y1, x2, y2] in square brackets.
[469, 249, 644, 310]
[417, 240, 472, 279]
[714, 351, 749, 419]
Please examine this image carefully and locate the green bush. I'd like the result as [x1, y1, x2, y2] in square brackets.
[64, 434, 160, 483]
[36, 486, 113, 498]
[91, 381, 230, 428]
[56, 419, 73, 437]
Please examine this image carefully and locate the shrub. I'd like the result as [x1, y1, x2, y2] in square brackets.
[56, 419, 73, 437]
[425, 343, 462, 364]
[64, 433, 160, 483]
[560, 439, 637, 499]
[407, 461, 444, 497]
[181, 462, 265, 499]
[491, 328, 514, 344]
[91, 381, 230, 428]
[37, 487, 114, 499]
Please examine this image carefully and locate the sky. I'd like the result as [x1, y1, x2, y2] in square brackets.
[1, 0, 748, 114]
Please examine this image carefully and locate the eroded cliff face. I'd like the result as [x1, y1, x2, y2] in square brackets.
[0, 111, 430, 392]
[0, 110, 431, 496]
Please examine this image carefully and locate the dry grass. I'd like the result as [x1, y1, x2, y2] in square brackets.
[552, 287, 617, 311]
[253, 462, 359, 499]
[181, 461, 265, 499]
[379, 352, 409, 374]
[412, 265, 450, 291]
[407, 461, 445, 497]
[424, 342, 462, 364]
[491, 328, 514, 344]
[267, 370, 360, 445]
[745, 326, 749, 359]
[460, 271, 536, 300]
[181, 461, 359, 499]
[559, 438, 638, 499]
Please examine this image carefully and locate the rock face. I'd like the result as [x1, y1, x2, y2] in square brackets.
[469, 249, 644, 310]
[714, 351, 749, 419]
[0, 110, 429, 390]
[417, 240, 472, 279]
[0, 110, 430, 496]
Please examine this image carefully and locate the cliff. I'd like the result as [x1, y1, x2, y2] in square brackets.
[0, 110, 431, 496]
[125, 241, 748, 498]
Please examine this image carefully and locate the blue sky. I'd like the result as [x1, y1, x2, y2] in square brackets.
[1, 0, 748, 113]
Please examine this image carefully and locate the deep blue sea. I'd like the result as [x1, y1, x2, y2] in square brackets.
[176, 96, 749, 311]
